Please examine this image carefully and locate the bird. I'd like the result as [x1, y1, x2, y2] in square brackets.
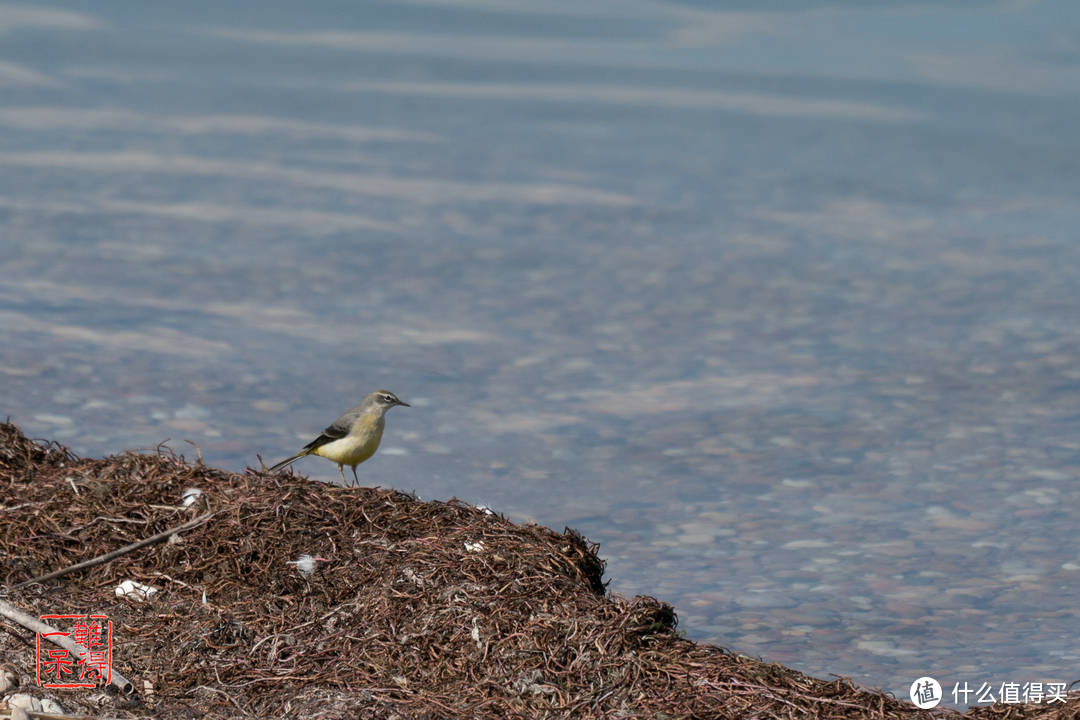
[268, 390, 409, 486]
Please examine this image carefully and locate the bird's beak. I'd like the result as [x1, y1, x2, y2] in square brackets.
[397, 400, 411, 407]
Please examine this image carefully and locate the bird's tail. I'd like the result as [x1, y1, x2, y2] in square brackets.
[268, 451, 308, 473]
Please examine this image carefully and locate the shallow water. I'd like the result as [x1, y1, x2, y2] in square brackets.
[2, 0, 1079, 710]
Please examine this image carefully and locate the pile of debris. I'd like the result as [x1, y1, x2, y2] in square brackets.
[1, 422, 1074, 718]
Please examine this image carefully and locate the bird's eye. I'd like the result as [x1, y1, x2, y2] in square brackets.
[382, 395, 394, 403]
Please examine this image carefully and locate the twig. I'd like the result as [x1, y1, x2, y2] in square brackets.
[184, 439, 204, 465]
[10, 509, 216, 590]
[191, 685, 252, 718]
[0, 713, 134, 720]
[0, 598, 133, 694]
[0, 712, 134, 720]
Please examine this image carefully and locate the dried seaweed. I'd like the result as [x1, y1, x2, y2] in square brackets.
[1, 422, 1076, 719]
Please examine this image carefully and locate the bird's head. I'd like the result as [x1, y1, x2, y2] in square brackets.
[371, 390, 410, 410]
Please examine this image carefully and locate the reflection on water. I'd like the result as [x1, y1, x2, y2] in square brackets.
[2, 0, 1079, 708]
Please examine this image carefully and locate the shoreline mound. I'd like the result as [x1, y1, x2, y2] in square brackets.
[0, 421, 1072, 719]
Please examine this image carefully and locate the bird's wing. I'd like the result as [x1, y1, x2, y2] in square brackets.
[301, 405, 362, 451]
[301, 429, 345, 452]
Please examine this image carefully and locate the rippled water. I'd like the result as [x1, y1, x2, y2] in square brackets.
[2, 0, 1079, 709]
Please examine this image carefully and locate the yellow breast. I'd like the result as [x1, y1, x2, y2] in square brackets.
[313, 414, 385, 466]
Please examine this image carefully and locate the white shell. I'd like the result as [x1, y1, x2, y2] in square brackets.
[181, 488, 203, 508]
[115, 579, 159, 602]
[287, 554, 317, 576]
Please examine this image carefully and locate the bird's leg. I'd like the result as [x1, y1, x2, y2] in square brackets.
[337, 464, 346, 485]
[351, 465, 359, 487]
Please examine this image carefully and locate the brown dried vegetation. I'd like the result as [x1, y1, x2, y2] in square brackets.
[1, 422, 1077, 718]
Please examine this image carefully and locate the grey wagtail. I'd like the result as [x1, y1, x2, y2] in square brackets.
[268, 390, 409, 486]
